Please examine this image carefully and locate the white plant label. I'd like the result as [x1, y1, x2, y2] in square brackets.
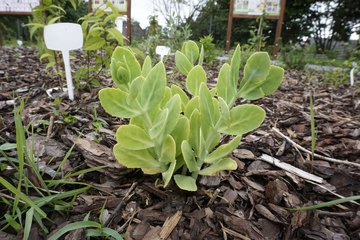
[44, 23, 83, 101]
[156, 46, 171, 62]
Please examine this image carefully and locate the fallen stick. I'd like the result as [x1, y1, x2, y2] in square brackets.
[258, 154, 324, 184]
[272, 127, 360, 168]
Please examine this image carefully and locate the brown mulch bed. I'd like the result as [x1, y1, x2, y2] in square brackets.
[1, 47, 360, 240]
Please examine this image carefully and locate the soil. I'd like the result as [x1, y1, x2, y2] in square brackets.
[1, 47, 360, 240]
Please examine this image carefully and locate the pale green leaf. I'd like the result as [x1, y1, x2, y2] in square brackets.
[160, 135, 176, 163]
[239, 65, 284, 100]
[171, 85, 189, 112]
[113, 144, 160, 170]
[99, 88, 140, 118]
[182, 40, 199, 64]
[142, 56, 152, 77]
[174, 175, 197, 191]
[199, 158, 238, 176]
[188, 109, 201, 154]
[218, 104, 265, 135]
[184, 96, 199, 118]
[186, 65, 207, 96]
[175, 51, 193, 75]
[162, 161, 176, 187]
[111, 47, 142, 86]
[140, 62, 166, 111]
[171, 116, 190, 157]
[205, 136, 241, 163]
[181, 140, 199, 173]
[217, 63, 236, 105]
[230, 45, 241, 90]
[116, 125, 154, 150]
[149, 109, 168, 139]
[127, 76, 144, 104]
[198, 45, 204, 66]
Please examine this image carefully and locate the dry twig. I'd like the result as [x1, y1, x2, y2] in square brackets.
[272, 127, 360, 168]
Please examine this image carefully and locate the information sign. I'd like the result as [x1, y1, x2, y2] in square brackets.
[233, 0, 280, 16]
[0, 0, 40, 14]
[92, 0, 127, 12]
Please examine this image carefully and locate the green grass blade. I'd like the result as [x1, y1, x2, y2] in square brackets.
[0, 176, 46, 218]
[23, 207, 34, 240]
[292, 195, 360, 211]
[47, 221, 102, 240]
[86, 228, 123, 240]
[34, 186, 89, 207]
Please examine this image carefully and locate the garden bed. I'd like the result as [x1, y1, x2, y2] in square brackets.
[1, 47, 360, 240]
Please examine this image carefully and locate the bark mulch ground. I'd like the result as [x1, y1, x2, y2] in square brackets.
[1, 47, 360, 240]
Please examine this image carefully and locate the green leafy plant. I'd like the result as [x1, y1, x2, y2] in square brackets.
[198, 35, 218, 64]
[322, 68, 349, 87]
[281, 44, 306, 70]
[99, 40, 284, 191]
[77, 2, 125, 88]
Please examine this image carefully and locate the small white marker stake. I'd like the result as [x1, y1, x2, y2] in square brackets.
[44, 23, 83, 100]
[156, 46, 170, 62]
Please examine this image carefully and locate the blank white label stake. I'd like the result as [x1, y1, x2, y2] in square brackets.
[156, 46, 170, 62]
[44, 23, 83, 100]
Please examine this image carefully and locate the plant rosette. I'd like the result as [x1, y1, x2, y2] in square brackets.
[99, 41, 284, 191]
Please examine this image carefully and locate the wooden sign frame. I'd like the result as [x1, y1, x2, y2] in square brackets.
[226, 0, 286, 57]
[88, 0, 132, 44]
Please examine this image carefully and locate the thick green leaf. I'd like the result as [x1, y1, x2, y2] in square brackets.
[149, 109, 168, 139]
[160, 87, 172, 108]
[239, 65, 284, 100]
[186, 65, 207, 96]
[259, 65, 284, 96]
[140, 62, 166, 111]
[113, 144, 160, 171]
[171, 116, 190, 157]
[218, 104, 265, 135]
[162, 95, 182, 138]
[174, 175, 197, 191]
[175, 51, 193, 75]
[205, 136, 241, 163]
[99, 88, 140, 118]
[241, 52, 270, 85]
[182, 40, 199, 64]
[116, 125, 154, 150]
[181, 140, 199, 173]
[171, 85, 189, 111]
[142, 56, 152, 77]
[107, 28, 123, 45]
[111, 47, 141, 86]
[217, 63, 236, 105]
[230, 45, 241, 90]
[188, 109, 201, 154]
[198, 45, 204, 66]
[162, 161, 176, 187]
[127, 76, 144, 104]
[160, 135, 176, 163]
[218, 97, 231, 127]
[184, 96, 199, 118]
[199, 158, 238, 176]
[83, 37, 105, 50]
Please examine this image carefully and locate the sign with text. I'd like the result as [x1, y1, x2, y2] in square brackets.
[92, 0, 127, 12]
[234, 0, 280, 16]
[0, 0, 40, 14]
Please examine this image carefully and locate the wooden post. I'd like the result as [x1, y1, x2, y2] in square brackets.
[88, 0, 92, 13]
[273, 0, 286, 57]
[126, 0, 131, 44]
[225, 0, 235, 52]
